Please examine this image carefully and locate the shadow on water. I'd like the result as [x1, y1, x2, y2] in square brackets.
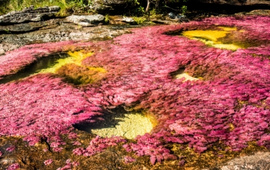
[170, 67, 185, 78]
[0, 53, 69, 84]
[73, 106, 129, 132]
[73, 106, 155, 139]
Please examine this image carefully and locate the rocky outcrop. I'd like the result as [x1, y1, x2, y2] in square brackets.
[0, 22, 132, 55]
[0, 19, 62, 33]
[220, 152, 270, 170]
[0, 6, 60, 24]
[194, 0, 270, 5]
[89, 0, 135, 13]
[65, 14, 105, 26]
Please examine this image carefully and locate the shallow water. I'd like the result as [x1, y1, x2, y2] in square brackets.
[182, 26, 243, 50]
[0, 50, 94, 84]
[0, 53, 67, 84]
[74, 107, 155, 139]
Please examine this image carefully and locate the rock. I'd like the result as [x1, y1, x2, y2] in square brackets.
[89, 0, 135, 13]
[176, 14, 189, 22]
[168, 12, 176, 19]
[121, 17, 136, 24]
[0, 6, 60, 24]
[219, 152, 270, 170]
[194, 0, 270, 5]
[167, 12, 189, 22]
[246, 9, 270, 15]
[0, 21, 131, 55]
[0, 19, 62, 33]
[65, 14, 105, 27]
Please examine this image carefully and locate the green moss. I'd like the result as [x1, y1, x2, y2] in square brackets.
[132, 16, 147, 24]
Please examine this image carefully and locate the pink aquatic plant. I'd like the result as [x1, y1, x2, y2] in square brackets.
[6, 146, 15, 152]
[7, 163, 20, 170]
[44, 159, 53, 166]
[123, 156, 136, 164]
[0, 74, 103, 146]
[0, 15, 270, 166]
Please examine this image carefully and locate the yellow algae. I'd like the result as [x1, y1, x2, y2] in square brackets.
[182, 26, 243, 50]
[87, 67, 107, 73]
[39, 50, 94, 73]
[217, 26, 237, 31]
[175, 73, 198, 81]
[212, 43, 241, 51]
[183, 30, 228, 42]
[67, 50, 94, 62]
[91, 113, 154, 139]
[55, 63, 107, 85]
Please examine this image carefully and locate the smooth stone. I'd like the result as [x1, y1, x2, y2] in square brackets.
[65, 14, 105, 27]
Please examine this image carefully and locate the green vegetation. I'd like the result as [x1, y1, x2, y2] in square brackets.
[132, 16, 147, 24]
[0, 0, 188, 16]
[0, 0, 92, 16]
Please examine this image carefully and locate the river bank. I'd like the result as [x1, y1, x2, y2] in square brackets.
[0, 5, 270, 170]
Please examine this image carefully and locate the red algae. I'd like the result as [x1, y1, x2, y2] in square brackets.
[0, 16, 270, 168]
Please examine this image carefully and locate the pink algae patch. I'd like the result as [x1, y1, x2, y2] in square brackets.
[0, 74, 102, 144]
[0, 16, 269, 167]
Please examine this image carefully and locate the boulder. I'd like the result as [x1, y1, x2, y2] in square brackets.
[65, 14, 105, 27]
[0, 6, 60, 24]
[121, 17, 136, 24]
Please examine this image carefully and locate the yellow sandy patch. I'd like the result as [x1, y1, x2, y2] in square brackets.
[91, 113, 154, 139]
[182, 27, 243, 50]
[39, 50, 94, 73]
[175, 73, 198, 81]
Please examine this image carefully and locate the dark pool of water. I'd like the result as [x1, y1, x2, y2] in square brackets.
[0, 53, 68, 84]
